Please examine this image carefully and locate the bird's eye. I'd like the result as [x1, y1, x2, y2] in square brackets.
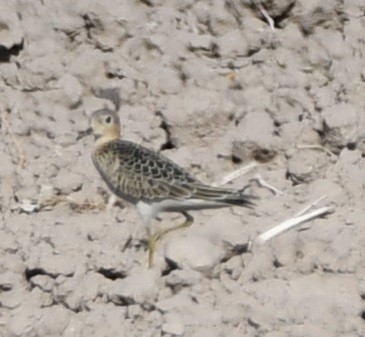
[105, 116, 112, 124]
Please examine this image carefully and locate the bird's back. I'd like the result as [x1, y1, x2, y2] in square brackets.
[92, 139, 200, 204]
[92, 139, 254, 208]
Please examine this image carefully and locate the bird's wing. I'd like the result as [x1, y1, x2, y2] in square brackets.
[93, 140, 254, 207]
[92, 140, 203, 202]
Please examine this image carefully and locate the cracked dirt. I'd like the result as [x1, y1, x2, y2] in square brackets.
[1, 1, 365, 336]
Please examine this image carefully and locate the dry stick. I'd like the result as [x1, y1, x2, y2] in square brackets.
[297, 144, 336, 158]
[215, 162, 257, 186]
[256, 206, 334, 244]
[295, 195, 327, 217]
[344, 11, 364, 18]
[254, 173, 284, 195]
[215, 159, 333, 246]
[252, 1, 275, 30]
[1, 112, 25, 170]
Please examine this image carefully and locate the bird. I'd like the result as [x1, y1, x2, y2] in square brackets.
[89, 108, 255, 267]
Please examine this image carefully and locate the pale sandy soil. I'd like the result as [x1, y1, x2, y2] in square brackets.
[1, 1, 365, 336]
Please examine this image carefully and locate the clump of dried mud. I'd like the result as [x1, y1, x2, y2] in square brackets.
[1, 1, 365, 336]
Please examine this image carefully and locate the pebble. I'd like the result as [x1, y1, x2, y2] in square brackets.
[108, 268, 159, 305]
[162, 313, 185, 336]
[164, 235, 224, 276]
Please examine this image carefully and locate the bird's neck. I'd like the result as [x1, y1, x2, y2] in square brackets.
[95, 132, 119, 147]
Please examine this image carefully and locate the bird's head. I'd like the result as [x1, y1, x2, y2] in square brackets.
[89, 108, 121, 144]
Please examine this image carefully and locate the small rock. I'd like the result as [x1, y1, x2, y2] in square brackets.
[338, 148, 362, 164]
[27, 254, 76, 277]
[1, 63, 20, 87]
[34, 306, 70, 336]
[356, 137, 365, 156]
[333, 149, 365, 199]
[0, 287, 25, 309]
[164, 235, 224, 276]
[323, 103, 358, 129]
[7, 306, 38, 337]
[144, 34, 168, 53]
[145, 309, 163, 323]
[156, 294, 193, 313]
[222, 256, 243, 281]
[162, 313, 184, 336]
[296, 1, 336, 34]
[0, 271, 21, 291]
[80, 272, 105, 301]
[54, 272, 105, 311]
[30, 287, 53, 308]
[188, 34, 213, 51]
[287, 149, 329, 184]
[39, 184, 54, 199]
[232, 140, 276, 163]
[17, 199, 39, 214]
[165, 269, 203, 291]
[322, 103, 359, 153]
[232, 111, 278, 163]
[0, 2, 24, 50]
[108, 268, 159, 305]
[222, 303, 245, 326]
[63, 318, 83, 337]
[64, 291, 83, 311]
[30, 275, 54, 292]
[21, 54, 63, 90]
[58, 74, 83, 108]
[0, 233, 18, 253]
[68, 49, 105, 81]
[316, 28, 349, 60]
[127, 304, 143, 319]
[0, 254, 25, 275]
[148, 66, 182, 95]
[217, 29, 248, 57]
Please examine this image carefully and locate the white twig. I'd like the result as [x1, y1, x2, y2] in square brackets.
[257, 206, 334, 244]
[254, 174, 284, 195]
[215, 162, 257, 186]
[295, 195, 327, 217]
[297, 144, 336, 158]
[253, 1, 275, 31]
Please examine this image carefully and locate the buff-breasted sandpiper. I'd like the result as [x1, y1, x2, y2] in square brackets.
[90, 108, 254, 267]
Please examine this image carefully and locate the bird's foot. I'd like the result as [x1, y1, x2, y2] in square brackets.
[147, 212, 194, 268]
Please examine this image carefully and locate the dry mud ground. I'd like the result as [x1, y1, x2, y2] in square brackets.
[1, 1, 365, 336]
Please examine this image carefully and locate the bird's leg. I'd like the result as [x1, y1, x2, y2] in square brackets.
[147, 212, 194, 268]
[147, 232, 156, 268]
[154, 212, 194, 242]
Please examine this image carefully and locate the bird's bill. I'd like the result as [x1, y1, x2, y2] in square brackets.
[76, 127, 93, 140]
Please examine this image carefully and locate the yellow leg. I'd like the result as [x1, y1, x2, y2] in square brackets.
[147, 212, 194, 268]
[148, 234, 156, 268]
[155, 212, 194, 242]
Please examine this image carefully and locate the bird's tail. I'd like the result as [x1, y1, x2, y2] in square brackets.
[194, 184, 256, 208]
